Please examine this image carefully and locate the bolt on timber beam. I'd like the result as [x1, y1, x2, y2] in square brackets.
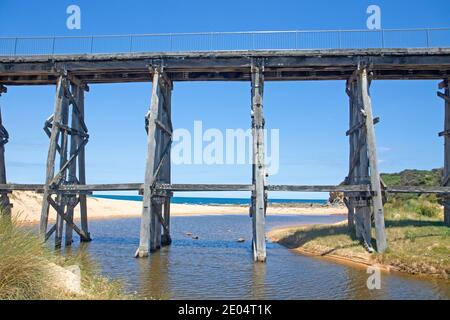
[250, 59, 267, 262]
[39, 74, 91, 246]
[0, 85, 12, 218]
[438, 78, 450, 227]
[136, 66, 173, 258]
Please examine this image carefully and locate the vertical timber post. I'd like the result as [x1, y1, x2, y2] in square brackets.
[136, 66, 173, 258]
[65, 84, 77, 245]
[359, 68, 387, 253]
[345, 80, 356, 233]
[65, 83, 90, 245]
[0, 85, 11, 218]
[250, 60, 267, 262]
[76, 87, 90, 240]
[439, 78, 450, 226]
[161, 79, 173, 246]
[40, 76, 66, 238]
[355, 77, 372, 248]
[345, 78, 372, 249]
[137, 68, 161, 257]
[54, 94, 69, 247]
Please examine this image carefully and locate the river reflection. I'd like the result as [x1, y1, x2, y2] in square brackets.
[65, 214, 449, 300]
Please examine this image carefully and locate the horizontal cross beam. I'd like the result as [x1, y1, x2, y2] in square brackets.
[267, 185, 370, 192]
[2, 183, 450, 194]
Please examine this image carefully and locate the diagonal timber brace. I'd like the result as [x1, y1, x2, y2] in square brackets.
[136, 67, 173, 258]
[47, 195, 89, 240]
[39, 75, 91, 247]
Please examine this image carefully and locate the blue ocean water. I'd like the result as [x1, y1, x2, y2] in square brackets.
[92, 194, 327, 205]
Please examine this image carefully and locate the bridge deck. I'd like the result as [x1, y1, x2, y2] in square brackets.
[1, 48, 450, 85]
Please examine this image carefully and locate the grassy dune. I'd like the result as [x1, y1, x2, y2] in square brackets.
[0, 215, 127, 300]
[269, 201, 449, 279]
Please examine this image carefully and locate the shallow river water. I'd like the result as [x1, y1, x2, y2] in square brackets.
[64, 214, 449, 299]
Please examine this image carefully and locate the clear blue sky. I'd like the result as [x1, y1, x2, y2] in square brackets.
[0, 0, 449, 199]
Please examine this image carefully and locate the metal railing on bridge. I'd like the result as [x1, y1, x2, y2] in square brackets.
[0, 28, 449, 56]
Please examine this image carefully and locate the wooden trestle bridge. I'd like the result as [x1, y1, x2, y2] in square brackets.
[0, 48, 450, 262]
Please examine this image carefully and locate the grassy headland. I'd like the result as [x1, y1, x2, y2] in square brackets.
[269, 169, 450, 279]
[0, 215, 128, 300]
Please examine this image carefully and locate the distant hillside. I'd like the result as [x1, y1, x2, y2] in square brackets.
[381, 168, 443, 204]
[330, 169, 444, 204]
[381, 168, 443, 187]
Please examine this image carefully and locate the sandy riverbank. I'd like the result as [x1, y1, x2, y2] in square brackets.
[267, 222, 387, 271]
[9, 191, 346, 224]
[268, 220, 450, 279]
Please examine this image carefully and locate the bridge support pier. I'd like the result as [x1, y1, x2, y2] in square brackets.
[250, 61, 267, 262]
[439, 78, 450, 227]
[39, 74, 91, 246]
[345, 75, 372, 249]
[136, 67, 173, 258]
[0, 85, 11, 218]
[345, 67, 387, 253]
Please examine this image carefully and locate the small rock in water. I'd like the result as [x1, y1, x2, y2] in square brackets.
[185, 232, 193, 236]
[237, 238, 245, 243]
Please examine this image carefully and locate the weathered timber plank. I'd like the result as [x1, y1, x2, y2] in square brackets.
[65, 83, 79, 245]
[442, 79, 450, 226]
[54, 92, 70, 248]
[157, 184, 254, 192]
[1, 49, 450, 84]
[4, 70, 450, 85]
[161, 197, 172, 246]
[3, 182, 450, 194]
[267, 185, 370, 192]
[0, 183, 142, 192]
[360, 68, 387, 252]
[346, 79, 357, 232]
[76, 87, 90, 240]
[387, 186, 450, 193]
[39, 76, 65, 238]
[251, 62, 266, 263]
[136, 70, 163, 258]
[160, 81, 172, 246]
[354, 76, 372, 248]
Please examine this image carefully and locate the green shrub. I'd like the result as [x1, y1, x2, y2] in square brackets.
[385, 195, 441, 219]
[416, 202, 440, 217]
[404, 230, 417, 242]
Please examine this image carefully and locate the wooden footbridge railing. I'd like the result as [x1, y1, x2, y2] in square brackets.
[1, 48, 450, 262]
